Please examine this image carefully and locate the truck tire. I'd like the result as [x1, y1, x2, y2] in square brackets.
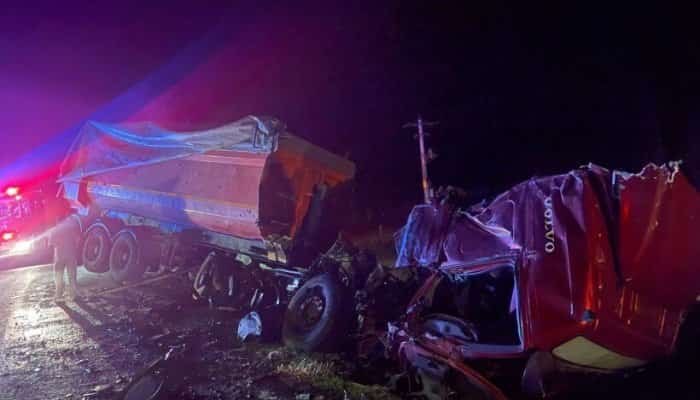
[282, 273, 350, 353]
[82, 224, 112, 273]
[109, 230, 147, 283]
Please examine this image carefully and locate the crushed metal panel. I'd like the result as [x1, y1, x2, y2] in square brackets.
[616, 162, 700, 307]
[394, 204, 454, 268]
[443, 211, 519, 265]
[392, 162, 698, 362]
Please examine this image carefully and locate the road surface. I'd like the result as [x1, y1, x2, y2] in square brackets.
[1, 262, 695, 400]
[0, 263, 395, 400]
[0, 264, 189, 399]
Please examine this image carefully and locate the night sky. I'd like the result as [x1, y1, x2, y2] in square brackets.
[1, 2, 698, 226]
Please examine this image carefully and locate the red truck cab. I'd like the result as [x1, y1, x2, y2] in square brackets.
[386, 163, 699, 398]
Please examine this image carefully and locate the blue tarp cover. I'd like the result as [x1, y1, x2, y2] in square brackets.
[59, 115, 283, 182]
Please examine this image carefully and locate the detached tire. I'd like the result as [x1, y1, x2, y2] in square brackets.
[82, 224, 111, 273]
[283, 273, 350, 352]
[109, 230, 146, 283]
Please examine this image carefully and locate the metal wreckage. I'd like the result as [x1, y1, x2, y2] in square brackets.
[280, 161, 700, 399]
[56, 116, 699, 398]
[364, 162, 700, 398]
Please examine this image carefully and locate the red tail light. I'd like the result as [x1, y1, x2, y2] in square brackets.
[1, 231, 15, 242]
[4, 186, 20, 197]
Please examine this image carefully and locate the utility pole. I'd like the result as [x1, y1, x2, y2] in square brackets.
[404, 116, 438, 204]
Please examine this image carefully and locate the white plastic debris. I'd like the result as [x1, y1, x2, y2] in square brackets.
[237, 311, 262, 341]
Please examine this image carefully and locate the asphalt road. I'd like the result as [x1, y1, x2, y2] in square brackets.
[0, 263, 395, 400]
[0, 264, 165, 400]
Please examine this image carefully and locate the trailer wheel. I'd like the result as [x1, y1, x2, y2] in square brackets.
[109, 230, 146, 283]
[282, 273, 350, 352]
[82, 224, 111, 273]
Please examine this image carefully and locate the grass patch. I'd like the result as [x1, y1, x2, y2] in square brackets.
[276, 356, 398, 400]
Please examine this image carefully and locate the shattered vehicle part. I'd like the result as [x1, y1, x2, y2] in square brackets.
[237, 306, 286, 343]
[398, 341, 508, 400]
[122, 345, 191, 400]
[122, 357, 168, 400]
[238, 311, 263, 342]
[364, 162, 698, 398]
[123, 373, 164, 400]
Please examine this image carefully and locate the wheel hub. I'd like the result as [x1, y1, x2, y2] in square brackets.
[113, 243, 130, 270]
[298, 293, 325, 328]
[86, 236, 101, 261]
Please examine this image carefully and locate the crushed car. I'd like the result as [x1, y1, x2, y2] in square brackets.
[283, 162, 700, 399]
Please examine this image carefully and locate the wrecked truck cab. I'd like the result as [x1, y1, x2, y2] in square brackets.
[387, 162, 700, 398]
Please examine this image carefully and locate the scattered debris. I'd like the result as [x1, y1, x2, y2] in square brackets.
[237, 311, 262, 342]
[80, 383, 114, 400]
[93, 384, 113, 393]
[267, 350, 283, 361]
[122, 372, 164, 400]
[148, 330, 172, 343]
[257, 389, 278, 399]
[93, 272, 185, 296]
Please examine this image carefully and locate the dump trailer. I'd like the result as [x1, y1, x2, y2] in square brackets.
[59, 116, 355, 308]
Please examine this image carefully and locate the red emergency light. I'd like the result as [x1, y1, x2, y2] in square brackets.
[4, 186, 20, 197]
[1, 231, 15, 242]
